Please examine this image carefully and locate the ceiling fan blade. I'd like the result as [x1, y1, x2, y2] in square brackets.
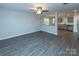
[63, 3, 69, 5]
[42, 10, 48, 12]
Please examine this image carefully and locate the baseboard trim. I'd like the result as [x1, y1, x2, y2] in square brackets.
[0, 30, 40, 40]
[41, 30, 58, 36]
[0, 30, 57, 40]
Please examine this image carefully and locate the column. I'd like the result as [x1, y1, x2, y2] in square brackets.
[73, 10, 78, 32]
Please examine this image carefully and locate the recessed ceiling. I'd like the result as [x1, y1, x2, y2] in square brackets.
[0, 3, 79, 16]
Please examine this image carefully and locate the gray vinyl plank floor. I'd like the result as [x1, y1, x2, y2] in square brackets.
[0, 31, 79, 56]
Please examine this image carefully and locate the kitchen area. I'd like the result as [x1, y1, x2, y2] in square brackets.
[58, 16, 73, 32]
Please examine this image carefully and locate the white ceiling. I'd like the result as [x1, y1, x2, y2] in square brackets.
[0, 3, 79, 16]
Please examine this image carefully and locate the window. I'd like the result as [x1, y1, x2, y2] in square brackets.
[44, 17, 55, 26]
[52, 17, 55, 24]
[44, 18, 49, 25]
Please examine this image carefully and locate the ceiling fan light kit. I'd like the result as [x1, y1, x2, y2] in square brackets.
[36, 7, 42, 14]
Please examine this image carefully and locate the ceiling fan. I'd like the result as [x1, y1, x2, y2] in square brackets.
[31, 6, 48, 14]
[63, 3, 69, 5]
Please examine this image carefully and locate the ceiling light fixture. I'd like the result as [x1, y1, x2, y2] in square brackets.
[36, 7, 42, 14]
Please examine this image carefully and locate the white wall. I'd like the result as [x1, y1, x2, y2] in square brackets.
[41, 25, 58, 35]
[0, 8, 58, 40]
[0, 8, 42, 40]
[77, 15, 79, 32]
[41, 13, 58, 35]
[73, 14, 79, 32]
